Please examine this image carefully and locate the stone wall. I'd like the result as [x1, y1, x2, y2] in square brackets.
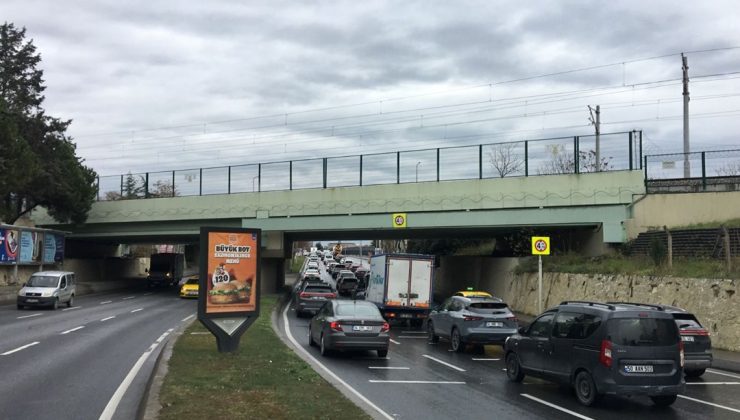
[503, 272, 739, 351]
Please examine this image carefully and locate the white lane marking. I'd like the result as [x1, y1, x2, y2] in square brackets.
[101, 316, 116, 322]
[520, 393, 595, 420]
[1, 342, 40, 356]
[472, 358, 500, 361]
[389, 339, 401, 345]
[422, 354, 466, 372]
[60, 326, 85, 335]
[181, 314, 196, 322]
[143, 292, 153, 296]
[358, 357, 391, 360]
[369, 380, 465, 384]
[122, 296, 135, 300]
[17, 313, 42, 319]
[397, 336, 428, 339]
[368, 366, 410, 370]
[100, 301, 113, 305]
[282, 303, 393, 420]
[130, 308, 143, 313]
[99, 328, 173, 420]
[678, 395, 740, 414]
[706, 369, 740, 380]
[62, 306, 81, 311]
[190, 332, 210, 335]
[400, 331, 427, 334]
[686, 382, 740, 385]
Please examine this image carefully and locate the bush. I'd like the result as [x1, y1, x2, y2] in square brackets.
[648, 238, 667, 266]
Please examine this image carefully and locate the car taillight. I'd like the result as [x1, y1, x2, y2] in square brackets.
[463, 315, 483, 321]
[599, 339, 613, 368]
[507, 316, 518, 322]
[381, 322, 390, 332]
[330, 321, 343, 332]
[680, 329, 710, 336]
[328, 293, 337, 298]
[679, 340, 685, 368]
[299, 292, 308, 298]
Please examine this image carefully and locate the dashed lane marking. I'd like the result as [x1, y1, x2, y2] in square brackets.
[101, 316, 115, 322]
[62, 306, 81, 311]
[60, 326, 85, 335]
[130, 308, 143, 313]
[17, 313, 42, 319]
[706, 369, 740, 380]
[1, 342, 40, 356]
[520, 393, 595, 420]
[122, 296, 135, 300]
[368, 366, 410, 370]
[472, 358, 501, 361]
[181, 314, 195, 322]
[678, 395, 740, 414]
[686, 382, 740, 385]
[369, 380, 465, 384]
[142, 292, 153, 296]
[389, 339, 401, 345]
[398, 336, 428, 339]
[400, 331, 427, 334]
[100, 301, 113, 305]
[422, 354, 466, 372]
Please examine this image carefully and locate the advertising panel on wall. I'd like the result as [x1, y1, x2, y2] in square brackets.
[0, 229, 19, 264]
[198, 227, 261, 353]
[19, 231, 42, 263]
[43, 233, 64, 264]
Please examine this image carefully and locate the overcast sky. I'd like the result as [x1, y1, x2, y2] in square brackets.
[5, 1, 740, 186]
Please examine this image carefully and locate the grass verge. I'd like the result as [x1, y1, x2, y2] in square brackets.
[289, 256, 306, 273]
[158, 294, 371, 420]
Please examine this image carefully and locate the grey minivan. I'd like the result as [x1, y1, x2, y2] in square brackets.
[17, 271, 76, 310]
[504, 301, 684, 407]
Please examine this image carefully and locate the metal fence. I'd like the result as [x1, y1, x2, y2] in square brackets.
[645, 149, 740, 193]
[96, 131, 642, 200]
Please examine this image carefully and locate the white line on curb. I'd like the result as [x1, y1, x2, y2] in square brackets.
[422, 354, 466, 372]
[706, 369, 740, 380]
[181, 314, 196, 322]
[99, 328, 173, 420]
[60, 326, 85, 335]
[282, 303, 394, 420]
[521, 393, 595, 419]
[1, 342, 40, 356]
[17, 313, 42, 319]
[678, 395, 740, 414]
[101, 316, 115, 322]
[369, 380, 464, 384]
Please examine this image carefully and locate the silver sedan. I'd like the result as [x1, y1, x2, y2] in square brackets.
[309, 300, 390, 357]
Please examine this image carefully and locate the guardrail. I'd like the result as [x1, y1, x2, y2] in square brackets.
[96, 131, 642, 200]
[644, 149, 740, 193]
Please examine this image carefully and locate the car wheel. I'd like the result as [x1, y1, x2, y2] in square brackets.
[51, 298, 59, 310]
[685, 368, 706, 378]
[427, 321, 439, 343]
[308, 326, 316, 347]
[450, 327, 464, 353]
[67, 295, 74, 308]
[505, 352, 525, 382]
[650, 395, 677, 407]
[377, 349, 388, 358]
[574, 371, 600, 406]
[320, 334, 330, 357]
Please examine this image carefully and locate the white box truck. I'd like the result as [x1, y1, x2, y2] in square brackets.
[366, 253, 434, 325]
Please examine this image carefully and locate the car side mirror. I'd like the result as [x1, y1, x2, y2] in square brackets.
[145, 268, 149, 273]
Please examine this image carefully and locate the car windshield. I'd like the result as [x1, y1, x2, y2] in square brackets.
[608, 318, 678, 346]
[26, 275, 59, 287]
[467, 302, 509, 313]
[186, 279, 199, 285]
[335, 304, 380, 317]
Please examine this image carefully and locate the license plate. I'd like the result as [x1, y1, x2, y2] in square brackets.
[486, 321, 503, 327]
[624, 365, 654, 373]
[681, 336, 695, 342]
[353, 325, 373, 331]
[26, 299, 38, 303]
[311, 296, 326, 300]
[398, 313, 413, 318]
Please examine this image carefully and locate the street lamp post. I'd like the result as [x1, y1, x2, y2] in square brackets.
[415, 161, 421, 183]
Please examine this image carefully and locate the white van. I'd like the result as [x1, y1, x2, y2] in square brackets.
[17, 271, 76, 310]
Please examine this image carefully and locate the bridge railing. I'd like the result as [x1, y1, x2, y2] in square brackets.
[644, 149, 740, 193]
[96, 130, 642, 200]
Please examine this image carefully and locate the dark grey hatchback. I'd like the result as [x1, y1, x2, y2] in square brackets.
[504, 301, 685, 407]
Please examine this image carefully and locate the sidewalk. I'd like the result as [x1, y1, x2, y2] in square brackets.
[514, 311, 740, 374]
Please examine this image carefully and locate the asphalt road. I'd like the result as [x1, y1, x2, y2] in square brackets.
[0, 286, 196, 420]
[281, 257, 740, 420]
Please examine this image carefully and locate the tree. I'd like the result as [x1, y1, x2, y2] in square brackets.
[537, 144, 611, 175]
[149, 180, 178, 198]
[716, 162, 740, 176]
[0, 22, 97, 224]
[488, 143, 524, 177]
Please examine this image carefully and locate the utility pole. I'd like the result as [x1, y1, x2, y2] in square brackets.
[682, 53, 691, 178]
[588, 105, 601, 171]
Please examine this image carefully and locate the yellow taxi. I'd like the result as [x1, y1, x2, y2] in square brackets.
[453, 288, 493, 298]
[179, 277, 199, 298]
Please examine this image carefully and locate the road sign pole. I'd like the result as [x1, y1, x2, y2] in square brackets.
[538, 255, 543, 313]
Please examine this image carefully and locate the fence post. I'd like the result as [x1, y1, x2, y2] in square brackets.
[396, 152, 400, 184]
[665, 226, 673, 270]
[436, 148, 440, 182]
[525, 141, 529, 176]
[639, 130, 643, 169]
[120, 174, 124, 197]
[145, 172, 150, 198]
[722, 226, 732, 272]
[322, 159, 327, 189]
[629, 131, 634, 170]
[172, 171, 176, 197]
[359, 155, 363, 186]
[289, 161, 293, 191]
[227, 166, 231, 194]
[96, 176, 100, 201]
[701, 152, 707, 191]
[574, 136, 580, 174]
[479, 144, 483, 179]
[258, 164, 262, 192]
[199, 168, 203, 196]
[644, 156, 648, 188]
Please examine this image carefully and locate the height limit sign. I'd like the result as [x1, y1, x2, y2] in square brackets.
[531, 236, 550, 255]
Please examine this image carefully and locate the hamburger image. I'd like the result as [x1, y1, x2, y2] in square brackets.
[229, 280, 251, 302]
[208, 282, 240, 304]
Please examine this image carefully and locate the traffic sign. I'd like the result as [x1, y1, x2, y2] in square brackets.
[531, 236, 550, 255]
[392, 213, 407, 228]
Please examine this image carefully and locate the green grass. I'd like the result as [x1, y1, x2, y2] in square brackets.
[289, 256, 306, 273]
[158, 295, 371, 420]
[516, 253, 740, 279]
[671, 218, 740, 230]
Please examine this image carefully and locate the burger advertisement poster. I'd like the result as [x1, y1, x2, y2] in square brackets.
[205, 230, 259, 314]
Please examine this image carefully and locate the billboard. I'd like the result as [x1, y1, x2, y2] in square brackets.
[0, 228, 19, 264]
[43, 233, 65, 264]
[205, 230, 258, 314]
[19, 231, 43, 264]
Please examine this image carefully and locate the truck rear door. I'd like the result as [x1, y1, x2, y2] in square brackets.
[386, 258, 410, 307]
[409, 259, 432, 309]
